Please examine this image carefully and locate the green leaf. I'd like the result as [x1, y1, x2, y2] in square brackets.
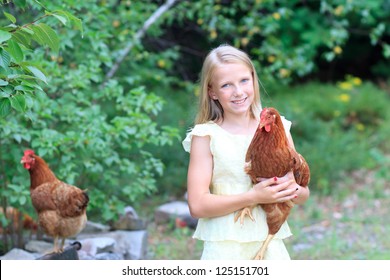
[19, 196, 27, 205]
[0, 79, 8, 86]
[21, 80, 43, 91]
[10, 94, 26, 112]
[34, 89, 47, 100]
[50, 12, 68, 25]
[20, 26, 34, 35]
[38, 23, 60, 52]
[0, 49, 11, 69]
[24, 92, 34, 108]
[14, 85, 34, 92]
[383, 43, 390, 59]
[13, 134, 22, 143]
[30, 23, 60, 53]
[0, 30, 12, 44]
[0, 85, 12, 95]
[26, 66, 47, 84]
[0, 98, 11, 117]
[0, 91, 10, 98]
[11, 30, 31, 48]
[55, 10, 84, 37]
[5, 39, 24, 62]
[3, 12, 16, 24]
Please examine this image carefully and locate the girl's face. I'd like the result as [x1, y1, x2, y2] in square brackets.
[208, 62, 255, 118]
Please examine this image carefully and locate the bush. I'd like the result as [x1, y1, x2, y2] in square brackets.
[0, 1, 180, 233]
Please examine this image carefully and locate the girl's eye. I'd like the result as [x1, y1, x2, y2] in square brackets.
[221, 83, 230, 88]
[241, 78, 249, 83]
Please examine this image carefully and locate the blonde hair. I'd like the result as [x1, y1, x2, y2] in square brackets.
[195, 44, 262, 124]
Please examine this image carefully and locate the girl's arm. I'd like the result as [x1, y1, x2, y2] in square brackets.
[187, 135, 298, 219]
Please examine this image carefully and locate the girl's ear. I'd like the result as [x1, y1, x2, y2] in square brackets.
[208, 88, 217, 100]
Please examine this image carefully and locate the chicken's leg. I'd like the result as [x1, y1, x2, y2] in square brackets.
[254, 234, 275, 260]
[53, 235, 59, 253]
[41, 235, 65, 256]
[234, 206, 255, 225]
[59, 238, 65, 252]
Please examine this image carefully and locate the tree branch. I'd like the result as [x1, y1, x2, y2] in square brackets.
[101, 0, 178, 88]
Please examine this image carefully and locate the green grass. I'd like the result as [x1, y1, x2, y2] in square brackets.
[147, 223, 203, 260]
[285, 168, 390, 260]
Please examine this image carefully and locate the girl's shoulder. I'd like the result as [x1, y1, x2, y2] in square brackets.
[193, 121, 218, 131]
[182, 121, 218, 152]
[281, 116, 292, 132]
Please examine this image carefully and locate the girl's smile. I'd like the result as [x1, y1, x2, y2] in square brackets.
[232, 97, 248, 105]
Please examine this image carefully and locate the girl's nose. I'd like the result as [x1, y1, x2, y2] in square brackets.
[234, 85, 244, 96]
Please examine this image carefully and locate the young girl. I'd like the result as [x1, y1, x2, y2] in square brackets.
[182, 45, 310, 260]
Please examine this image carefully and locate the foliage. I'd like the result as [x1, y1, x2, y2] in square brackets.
[0, 0, 180, 252]
[0, 1, 82, 117]
[166, 0, 390, 83]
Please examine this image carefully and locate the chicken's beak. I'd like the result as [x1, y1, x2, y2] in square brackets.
[258, 122, 265, 129]
[21, 157, 31, 169]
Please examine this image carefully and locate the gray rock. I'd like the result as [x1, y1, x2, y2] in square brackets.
[24, 240, 54, 254]
[122, 230, 148, 260]
[112, 206, 147, 230]
[107, 230, 148, 260]
[78, 230, 148, 260]
[80, 220, 110, 234]
[95, 252, 123, 260]
[36, 242, 82, 260]
[155, 201, 191, 225]
[79, 237, 116, 256]
[1, 221, 148, 260]
[0, 248, 36, 260]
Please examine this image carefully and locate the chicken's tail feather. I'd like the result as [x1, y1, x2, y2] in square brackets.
[82, 191, 89, 208]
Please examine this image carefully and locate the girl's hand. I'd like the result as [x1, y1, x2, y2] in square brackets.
[274, 171, 308, 204]
[251, 174, 298, 204]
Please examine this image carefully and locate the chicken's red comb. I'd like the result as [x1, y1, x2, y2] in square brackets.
[24, 149, 35, 156]
[260, 107, 268, 118]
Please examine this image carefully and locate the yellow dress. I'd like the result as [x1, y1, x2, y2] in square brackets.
[182, 119, 293, 260]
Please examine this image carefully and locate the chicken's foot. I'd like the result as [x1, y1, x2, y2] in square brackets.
[50, 236, 65, 253]
[253, 234, 275, 260]
[234, 206, 255, 225]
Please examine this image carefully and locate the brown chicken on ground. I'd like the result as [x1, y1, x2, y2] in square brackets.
[21, 150, 89, 253]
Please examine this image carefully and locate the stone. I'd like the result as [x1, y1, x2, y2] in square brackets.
[24, 240, 53, 254]
[36, 242, 81, 260]
[106, 230, 148, 260]
[79, 237, 116, 256]
[0, 248, 36, 260]
[94, 252, 123, 260]
[1, 219, 148, 260]
[155, 201, 191, 225]
[112, 206, 147, 230]
[80, 220, 110, 234]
